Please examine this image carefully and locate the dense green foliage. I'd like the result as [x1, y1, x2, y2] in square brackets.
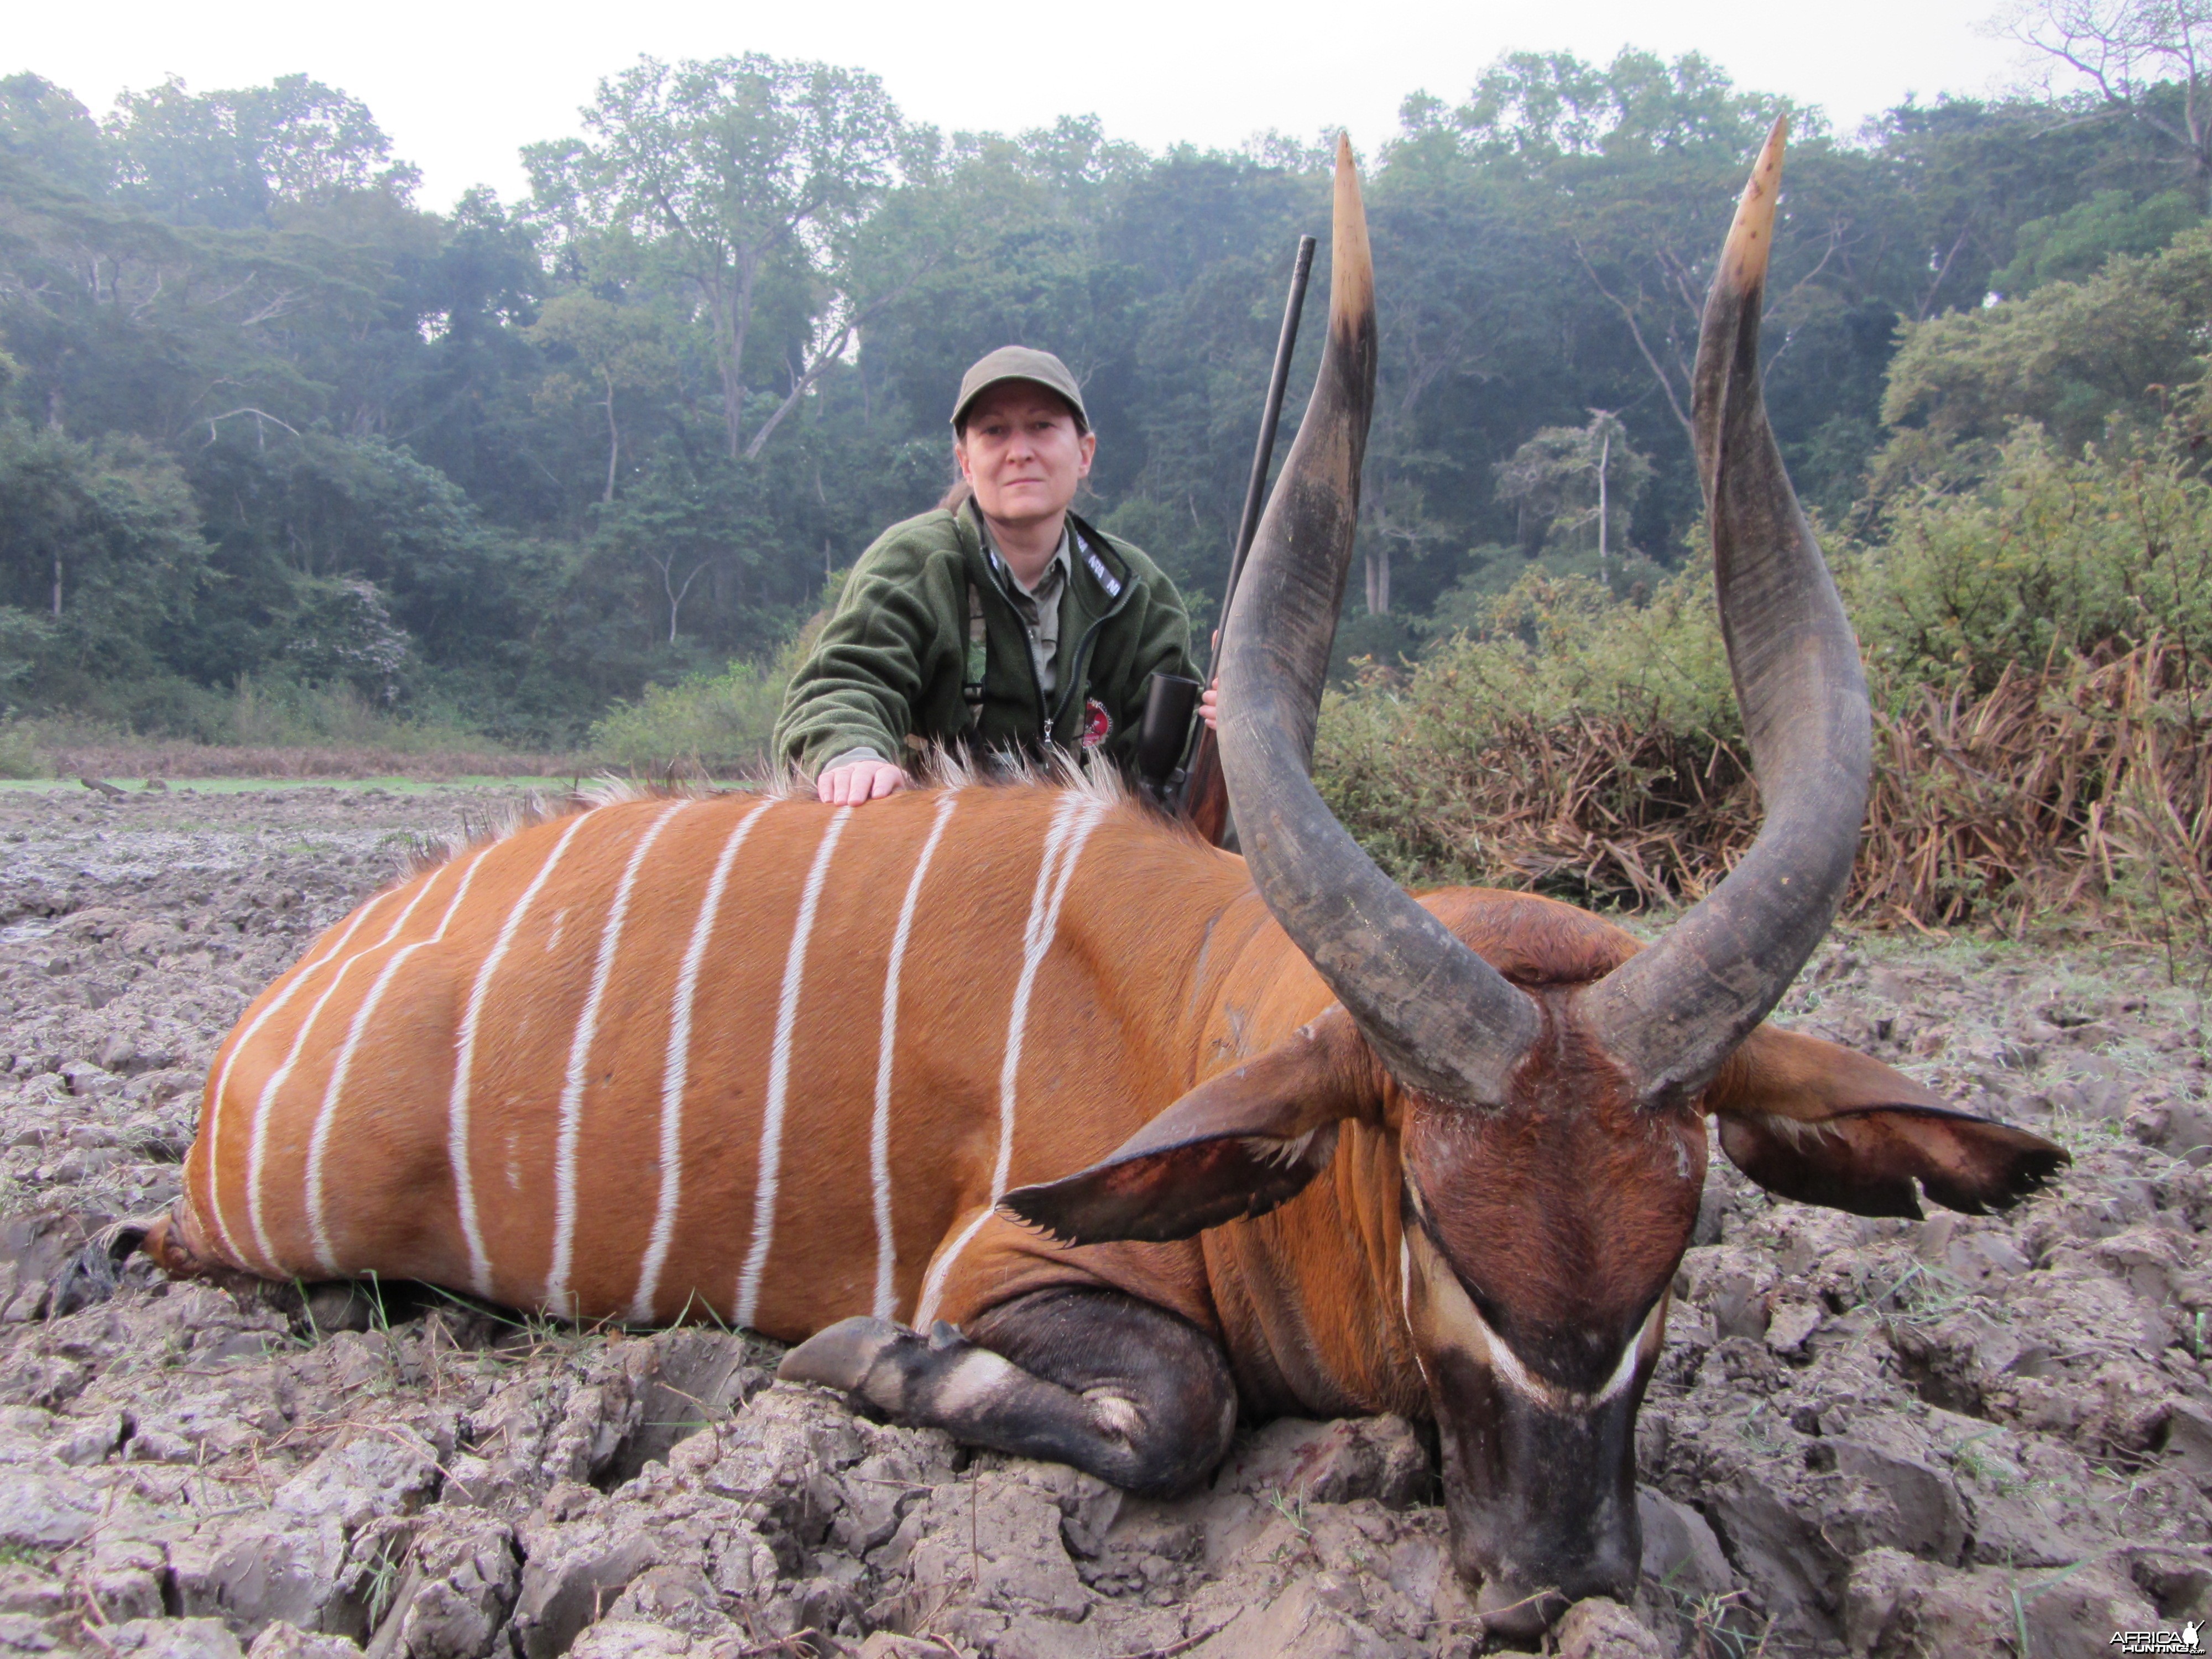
[0, 48, 2204, 747]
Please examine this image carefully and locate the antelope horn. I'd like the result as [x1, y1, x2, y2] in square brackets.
[1583, 118, 1872, 1105]
[1219, 136, 1542, 1107]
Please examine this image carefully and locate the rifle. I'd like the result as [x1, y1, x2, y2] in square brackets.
[1180, 233, 1317, 847]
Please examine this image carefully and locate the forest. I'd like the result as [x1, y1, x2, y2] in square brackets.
[0, 37, 2195, 735]
[7, 29, 2212, 931]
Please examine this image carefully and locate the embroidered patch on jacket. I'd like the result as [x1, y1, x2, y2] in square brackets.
[1081, 698, 1113, 751]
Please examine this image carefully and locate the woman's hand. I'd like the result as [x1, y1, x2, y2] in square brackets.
[1199, 679, 1220, 731]
[817, 759, 907, 804]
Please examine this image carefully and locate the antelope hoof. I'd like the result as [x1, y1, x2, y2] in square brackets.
[780, 1316, 909, 1392]
[46, 1218, 151, 1319]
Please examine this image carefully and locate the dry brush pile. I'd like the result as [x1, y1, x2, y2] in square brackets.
[1322, 632, 2212, 940]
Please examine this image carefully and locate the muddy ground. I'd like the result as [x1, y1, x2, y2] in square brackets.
[0, 780, 2206, 1658]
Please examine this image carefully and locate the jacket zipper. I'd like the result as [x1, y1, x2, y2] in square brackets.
[977, 516, 1134, 750]
[1050, 611, 1118, 743]
[977, 557, 1057, 744]
[1047, 531, 1135, 744]
[1030, 634, 1053, 745]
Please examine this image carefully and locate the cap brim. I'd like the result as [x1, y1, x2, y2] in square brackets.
[952, 377, 1088, 430]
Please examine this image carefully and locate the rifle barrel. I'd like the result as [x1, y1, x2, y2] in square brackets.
[1208, 234, 1317, 682]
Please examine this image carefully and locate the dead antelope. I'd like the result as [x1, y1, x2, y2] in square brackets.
[144, 127, 2065, 1632]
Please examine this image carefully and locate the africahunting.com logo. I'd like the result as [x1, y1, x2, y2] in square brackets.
[2112, 1623, 2203, 1653]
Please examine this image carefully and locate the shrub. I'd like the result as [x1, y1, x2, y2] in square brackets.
[1849, 429, 2212, 695]
[586, 625, 822, 778]
[1315, 427, 2212, 943]
[1318, 566, 1738, 896]
[209, 675, 489, 754]
[0, 719, 47, 780]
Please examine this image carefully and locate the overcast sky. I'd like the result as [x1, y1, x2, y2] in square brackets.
[13, 0, 2042, 209]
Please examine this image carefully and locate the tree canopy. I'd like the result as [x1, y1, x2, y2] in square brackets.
[0, 45, 2201, 744]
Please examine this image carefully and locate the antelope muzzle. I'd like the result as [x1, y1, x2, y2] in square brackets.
[1431, 1342, 1645, 1637]
[1400, 1168, 1676, 1638]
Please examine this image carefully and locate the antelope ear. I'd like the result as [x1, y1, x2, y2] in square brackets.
[1001, 1008, 1380, 1245]
[1707, 1026, 2069, 1218]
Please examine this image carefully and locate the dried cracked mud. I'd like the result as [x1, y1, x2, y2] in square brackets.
[0, 780, 2206, 1658]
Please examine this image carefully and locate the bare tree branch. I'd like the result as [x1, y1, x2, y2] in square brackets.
[1575, 242, 1695, 443]
[742, 257, 941, 460]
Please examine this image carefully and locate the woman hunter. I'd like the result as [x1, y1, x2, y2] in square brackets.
[774, 347, 1214, 804]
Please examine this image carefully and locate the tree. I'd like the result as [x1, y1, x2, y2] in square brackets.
[589, 456, 776, 647]
[524, 293, 674, 502]
[1434, 47, 1777, 161]
[0, 75, 107, 197]
[281, 575, 411, 703]
[1354, 139, 1561, 618]
[3, 51, 2200, 739]
[222, 434, 531, 665]
[1391, 50, 1892, 545]
[0, 420, 211, 679]
[1995, 185, 2199, 290]
[527, 55, 909, 460]
[107, 74, 419, 228]
[1495, 411, 1653, 578]
[2009, 0, 2212, 206]
[1875, 220, 2212, 487]
[1449, 53, 1798, 450]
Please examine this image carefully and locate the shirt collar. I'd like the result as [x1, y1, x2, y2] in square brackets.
[987, 522, 1072, 599]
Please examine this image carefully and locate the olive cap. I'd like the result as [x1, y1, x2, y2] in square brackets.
[951, 345, 1088, 431]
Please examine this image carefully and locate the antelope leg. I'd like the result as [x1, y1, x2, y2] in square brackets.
[779, 1287, 1235, 1499]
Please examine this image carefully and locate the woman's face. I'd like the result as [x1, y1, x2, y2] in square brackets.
[957, 382, 1095, 529]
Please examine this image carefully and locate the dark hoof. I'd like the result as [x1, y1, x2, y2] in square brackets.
[47, 1218, 152, 1319]
[779, 1316, 909, 1391]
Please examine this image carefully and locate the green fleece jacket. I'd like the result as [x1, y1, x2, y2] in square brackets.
[775, 503, 1197, 779]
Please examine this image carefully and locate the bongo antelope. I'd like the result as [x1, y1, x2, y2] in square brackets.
[144, 128, 2065, 1631]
